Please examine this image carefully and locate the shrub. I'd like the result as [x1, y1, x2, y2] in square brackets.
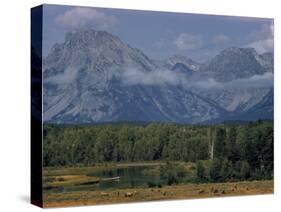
[240, 161, 251, 180]
[209, 159, 222, 182]
[160, 162, 187, 185]
[196, 161, 205, 180]
[147, 181, 157, 188]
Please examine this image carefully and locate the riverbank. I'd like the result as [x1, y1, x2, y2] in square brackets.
[43, 161, 165, 176]
[43, 162, 273, 207]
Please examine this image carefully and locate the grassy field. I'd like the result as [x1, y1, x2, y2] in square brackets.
[43, 180, 273, 207]
[43, 162, 273, 208]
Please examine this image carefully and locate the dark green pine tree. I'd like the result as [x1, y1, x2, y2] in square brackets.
[214, 128, 227, 159]
[227, 127, 239, 163]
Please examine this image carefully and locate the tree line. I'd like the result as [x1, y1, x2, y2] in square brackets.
[43, 121, 273, 181]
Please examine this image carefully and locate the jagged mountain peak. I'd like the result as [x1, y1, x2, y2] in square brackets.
[159, 54, 200, 71]
[199, 47, 265, 82]
[171, 63, 193, 76]
[49, 28, 128, 57]
[44, 28, 156, 76]
[211, 47, 262, 63]
[221, 46, 257, 54]
[63, 28, 124, 48]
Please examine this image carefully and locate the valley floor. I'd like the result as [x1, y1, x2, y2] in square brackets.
[43, 180, 273, 208]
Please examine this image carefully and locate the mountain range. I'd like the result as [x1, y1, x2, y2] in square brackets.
[42, 29, 273, 124]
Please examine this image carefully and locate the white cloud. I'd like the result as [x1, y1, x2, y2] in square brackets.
[212, 34, 230, 44]
[229, 72, 273, 89]
[120, 67, 186, 86]
[174, 33, 229, 51]
[248, 39, 273, 53]
[45, 67, 80, 85]
[247, 23, 274, 53]
[119, 66, 273, 90]
[190, 72, 273, 90]
[55, 7, 117, 30]
[174, 33, 203, 50]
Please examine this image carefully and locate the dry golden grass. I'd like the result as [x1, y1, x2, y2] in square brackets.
[43, 180, 273, 208]
[43, 175, 100, 187]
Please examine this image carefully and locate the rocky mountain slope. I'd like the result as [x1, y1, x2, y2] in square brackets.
[43, 29, 273, 124]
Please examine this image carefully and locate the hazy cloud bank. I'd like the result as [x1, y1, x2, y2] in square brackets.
[190, 72, 273, 90]
[45, 67, 80, 85]
[55, 7, 117, 30]
[174, 33, 203, 50]
[119, 67, 273, 90]
[247, 23, 274, 53]
[120, 67, 186, 86]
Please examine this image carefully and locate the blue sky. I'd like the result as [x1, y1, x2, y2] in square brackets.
[43, 4, 274, 62]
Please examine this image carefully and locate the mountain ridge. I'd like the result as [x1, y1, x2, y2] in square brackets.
[42, 28, 273, 124]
